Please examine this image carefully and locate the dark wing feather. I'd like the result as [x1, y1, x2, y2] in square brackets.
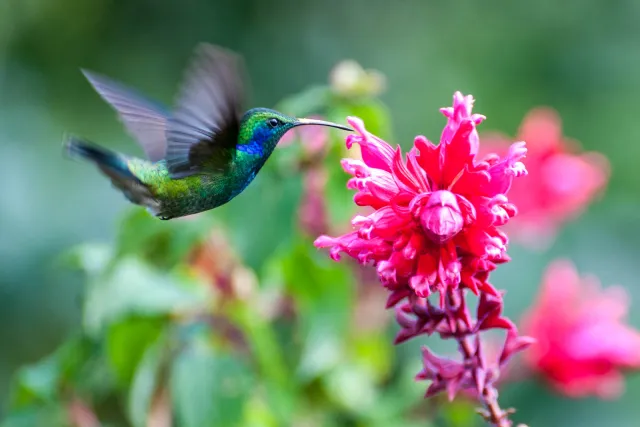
[166, 44, 246, 178]
[82, 70, 169, 162]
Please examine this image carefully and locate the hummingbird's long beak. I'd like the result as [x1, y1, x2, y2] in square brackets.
[295, 118, 353, 132]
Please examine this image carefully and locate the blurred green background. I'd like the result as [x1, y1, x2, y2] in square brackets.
[2, 0, 640, 426]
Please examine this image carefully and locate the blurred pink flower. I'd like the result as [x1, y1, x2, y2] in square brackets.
[278, 115, 332, 236]
[315, 92, 527, 304]
[279, 114, 329, 157]
[299, 167, 330, 236]
[480, 108, 609, 247]
[521, 260, 640, 399]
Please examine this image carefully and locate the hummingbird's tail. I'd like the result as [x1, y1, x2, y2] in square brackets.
[65, 137, 136, 179]
[64, 136, 160, 213]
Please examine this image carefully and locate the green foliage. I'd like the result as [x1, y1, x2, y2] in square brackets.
[170, 340, 253, 427]
[0, 404, 70, 427]
[116, 210, 215, 270]
[81, 257, 205, 336]
[1, 77, 434, 426]
[279, 240, 355, 381]
[107, 317, 165, 386]
[127, 335, 165, 427]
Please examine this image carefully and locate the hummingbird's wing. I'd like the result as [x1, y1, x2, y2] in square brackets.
[165, 43, 246, 179]
[82, 70, 170, 163]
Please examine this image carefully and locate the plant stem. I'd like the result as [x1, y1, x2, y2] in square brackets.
[448, 288, 513, 427]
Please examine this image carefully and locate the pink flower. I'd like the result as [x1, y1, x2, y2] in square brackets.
[316, 92, 534, 426]
[299, 167, 329, 236]
[278, 115, 333, 236]
[315, 92, 527, 302]
[480, 108, 609, 247]
[278, 115, 329, 157]
[521, 260, 640, 399]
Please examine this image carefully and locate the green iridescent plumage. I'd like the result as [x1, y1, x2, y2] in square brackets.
[65, 44, 351, 219]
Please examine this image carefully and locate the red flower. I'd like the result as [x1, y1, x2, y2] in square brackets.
[316, 92, 534, 426]
[315, 92, 527, 302]
[521, 260, 640, 398]
[480, 108, 609, 247]
[299, 167, 330, 236]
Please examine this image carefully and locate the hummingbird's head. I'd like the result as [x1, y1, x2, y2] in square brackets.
[239, 108, 352, 156]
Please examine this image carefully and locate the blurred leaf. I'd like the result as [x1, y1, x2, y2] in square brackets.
[127, 334, 166, 427]
[170, 341, 253, 427]
[440, 400, 481, 427]
[9, 354, 59, 408]
[62, 243, 113, 276]
[352, 332, 393, 382]
[275, 85, 331, 117]
[322, 363, 378, 414]
[8, 336, 95, 410]
[116, 209, 214, 269]
[230, 299, 297, 423]
[107, 316, 166, 385]
[83, 257, 205, 335]
[243, 395, 279, 427]
[353, 359, 424, 424]
[71, 353, 117, 403]
[217, 171, 301, 270]
[0, 404, 70, 427]
[327, 99, 393, 141]
[278, 240, 355, 381]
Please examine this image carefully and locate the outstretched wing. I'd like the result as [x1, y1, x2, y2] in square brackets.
[165, 43, 246, 178]
[82, 70, 169, 162]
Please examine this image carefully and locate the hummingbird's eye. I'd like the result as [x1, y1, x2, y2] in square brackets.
[267, 118, 281, 128]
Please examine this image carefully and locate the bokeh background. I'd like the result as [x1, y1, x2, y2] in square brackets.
[2, 0, 640, 426]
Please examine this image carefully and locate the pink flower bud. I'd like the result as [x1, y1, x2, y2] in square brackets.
[419, 190, 464, 243]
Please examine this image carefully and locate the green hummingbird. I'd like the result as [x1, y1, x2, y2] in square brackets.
[65, 43, 352, 220]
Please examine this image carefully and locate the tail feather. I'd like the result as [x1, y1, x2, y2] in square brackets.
[65, 136, 161, 213]
[65, 136, 136, 179]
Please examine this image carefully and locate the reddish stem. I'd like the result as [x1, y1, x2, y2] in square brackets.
[448, 288, 513, 427]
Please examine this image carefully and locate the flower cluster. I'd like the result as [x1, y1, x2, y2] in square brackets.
[315, 92, 533, 426]
[480, 108, 609, 247]
[279, 116, 332, 236]
[521, 260, 640, 398]
[315, 92, 526, 302]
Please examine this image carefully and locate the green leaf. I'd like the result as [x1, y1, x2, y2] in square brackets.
[275, 85, 331, 117]
[9, 354, 59, 408]
[0, 405, 70, 427]
[116, 208, 214, 269]
[107, 316, 166, 385]
[352, 332, 393, 382]
[230, 295, 297, 423]
[216, 170, 301, 270]
[243, 394, 280, 427]
[279, 241, 355, 381]
[83, 257, 205, 335]
[127, 334, 166, 427]
[441, 399, 481, 427]
[327, 99, 393, 141]
[322, 363, 378, 414]
[170, 341, 253, 427]
[62, 243, 113, 276]
[7, 336, 95, 410]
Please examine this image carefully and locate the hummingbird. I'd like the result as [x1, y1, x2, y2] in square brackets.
[65, 43, 352, 220]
